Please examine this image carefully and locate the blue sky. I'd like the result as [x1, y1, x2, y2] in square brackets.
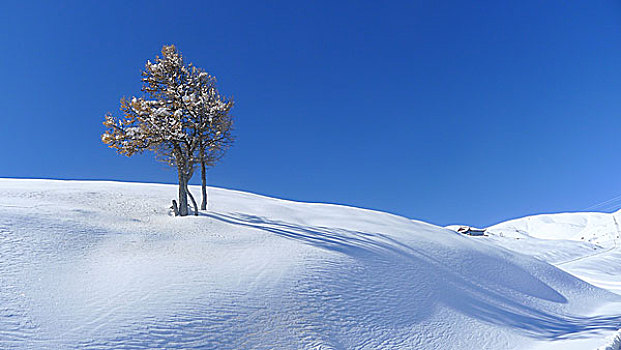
[1, 1, 621, 227]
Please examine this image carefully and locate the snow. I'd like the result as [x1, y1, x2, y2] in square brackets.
[0, 178, 620, 349]
[486, 211, 621, 349]
[486, 211, 621, 293]
[595, 329, 621, 350]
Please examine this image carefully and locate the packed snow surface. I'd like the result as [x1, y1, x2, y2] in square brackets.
[0, 179, 620, 349]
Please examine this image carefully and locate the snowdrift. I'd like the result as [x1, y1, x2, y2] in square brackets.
[0, 179, 619, 349]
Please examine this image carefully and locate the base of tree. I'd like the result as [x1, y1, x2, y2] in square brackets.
[171, 200, 180, 216]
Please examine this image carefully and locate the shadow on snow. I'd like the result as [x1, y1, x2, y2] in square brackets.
[204, 211, 621, 340]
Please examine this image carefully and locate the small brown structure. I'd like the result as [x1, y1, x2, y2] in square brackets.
[454, 226, 486, 236]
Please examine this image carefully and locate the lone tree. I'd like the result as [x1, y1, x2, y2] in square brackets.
[102, 45, 234, 216]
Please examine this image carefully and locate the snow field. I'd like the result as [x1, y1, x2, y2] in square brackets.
[0, 178, 620, 349]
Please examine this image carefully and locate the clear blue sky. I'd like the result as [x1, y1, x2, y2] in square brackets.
[2, 1, 621, 227]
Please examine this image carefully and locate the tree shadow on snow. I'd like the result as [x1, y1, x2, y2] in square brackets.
[203, 211, 621, 341]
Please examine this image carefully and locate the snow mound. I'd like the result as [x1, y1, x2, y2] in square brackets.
[0, 179, 620, 349]
[598, 329, 621, 350]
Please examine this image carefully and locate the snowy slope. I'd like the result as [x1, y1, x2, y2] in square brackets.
[1, 179, 620, 349]
[487, 211, 621, 293]
[485, 211, 621, 349]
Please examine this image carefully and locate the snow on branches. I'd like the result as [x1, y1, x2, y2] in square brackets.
[102, 44, 234, 216]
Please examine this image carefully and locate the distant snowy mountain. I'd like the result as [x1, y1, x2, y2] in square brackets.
[484, 211, 621, 349]
[0, 179, 619, 349]
[488, 210, 621, 243]
[486, 210, 621, 295]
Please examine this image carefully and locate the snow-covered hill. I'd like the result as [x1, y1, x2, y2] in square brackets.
[487, 211, 621, 294]
[0, 179, 620, 349]
[482, 211, 621, 349]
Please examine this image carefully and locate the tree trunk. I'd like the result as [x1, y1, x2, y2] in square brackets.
[177, 167, 189, 216]
[200, 159, 207, 210]
[187, 183, 199, 216]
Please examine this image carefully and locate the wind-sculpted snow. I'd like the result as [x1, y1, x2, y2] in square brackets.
[1, 179, 620, 349]
[486, 210, 621, 349]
